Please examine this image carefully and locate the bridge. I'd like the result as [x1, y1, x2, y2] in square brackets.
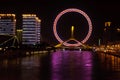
[0, 34, 19, 52]
[54, 25, 93, 51]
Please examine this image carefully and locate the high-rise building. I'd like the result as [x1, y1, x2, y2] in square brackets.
[22, 14, 41, 45]
[0, 14, 16, 35]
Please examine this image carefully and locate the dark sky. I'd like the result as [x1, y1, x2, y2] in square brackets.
[0, 0, 120, 45]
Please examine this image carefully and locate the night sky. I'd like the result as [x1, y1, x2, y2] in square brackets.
[0, 0, 120, 45]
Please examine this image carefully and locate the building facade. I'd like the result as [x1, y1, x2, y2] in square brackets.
[22, 14, 41, 45]
[0, 14, 16, 35]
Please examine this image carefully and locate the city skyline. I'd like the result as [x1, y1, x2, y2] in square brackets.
[0, 0, 119, 45]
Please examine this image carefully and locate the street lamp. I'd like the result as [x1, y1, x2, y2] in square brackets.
[117, 28, 120, 32]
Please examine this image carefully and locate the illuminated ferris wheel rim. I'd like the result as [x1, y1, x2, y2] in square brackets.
[53, 8, 92, 46]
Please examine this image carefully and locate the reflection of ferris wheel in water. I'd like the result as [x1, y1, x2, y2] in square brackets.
[53, 8, 92, 47]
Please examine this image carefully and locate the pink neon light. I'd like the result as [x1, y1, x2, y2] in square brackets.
[53, 8, 92, 46]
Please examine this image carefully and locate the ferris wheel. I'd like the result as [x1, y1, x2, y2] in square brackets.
[53, 8, 92, 47]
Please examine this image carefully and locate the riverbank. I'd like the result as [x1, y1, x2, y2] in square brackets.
[0, 46, 55, 59]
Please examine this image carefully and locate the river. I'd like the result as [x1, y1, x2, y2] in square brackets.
[0, 50, 120, 80]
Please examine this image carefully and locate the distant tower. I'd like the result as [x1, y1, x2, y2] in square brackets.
[104, 21, 111, 45]
[22, 14, 41, 45]
[0, 14, 16, 35]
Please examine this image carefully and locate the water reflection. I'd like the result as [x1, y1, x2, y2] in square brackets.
[1, 50, 120, 80]
[0, 54, 48, 80]
[97, 52, 120, 71]
[51, 51, 93, 80]
[96, 52, 120, 80]
[21, 55, 41, 80]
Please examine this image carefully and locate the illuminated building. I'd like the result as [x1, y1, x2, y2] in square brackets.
[104, 21, 112, 45]
[0, 14, 16, 35]
[22, 14, 41, 45]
